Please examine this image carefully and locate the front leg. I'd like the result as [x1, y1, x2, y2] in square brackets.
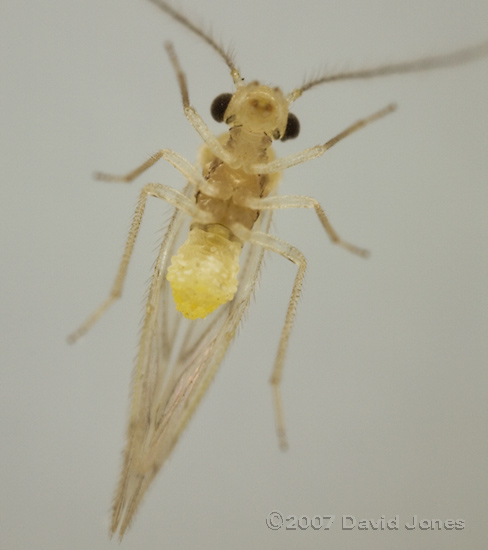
[249, 103, 397, 174]
[164, 42, 235, 166]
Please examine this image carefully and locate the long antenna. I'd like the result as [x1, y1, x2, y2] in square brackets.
[287, 38, 488, 103]
[146, 0, 241, 83]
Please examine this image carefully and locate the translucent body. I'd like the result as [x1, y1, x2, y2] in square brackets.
[167, 124, 282, 318]
[68, 0, 488, 540]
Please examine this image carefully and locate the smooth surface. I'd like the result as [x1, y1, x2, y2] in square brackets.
[1, 0, 487, 548]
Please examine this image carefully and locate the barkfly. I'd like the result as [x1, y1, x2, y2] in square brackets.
[68, 0, 488, 539]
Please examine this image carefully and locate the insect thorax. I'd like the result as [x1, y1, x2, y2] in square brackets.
[166, 129, 281, 320]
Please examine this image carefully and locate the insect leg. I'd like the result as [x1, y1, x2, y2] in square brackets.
[235, 193, 369, 257]
[233, 225, 307, 450]
[164, 41, 234, 166]
[94, 148, 206, 185]
[250, 103, 397, 174]
[68, 183, 201, 343]
[95, 148, 228, 198]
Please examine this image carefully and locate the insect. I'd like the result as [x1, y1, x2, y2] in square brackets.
[69, 0, 488, 539]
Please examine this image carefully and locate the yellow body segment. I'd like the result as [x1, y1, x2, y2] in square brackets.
[166, 225, 241, 319]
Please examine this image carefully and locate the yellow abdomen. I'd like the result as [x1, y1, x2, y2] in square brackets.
[166, 225, 241, 320]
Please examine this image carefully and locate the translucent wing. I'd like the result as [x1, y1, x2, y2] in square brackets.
[111, 183, 272, 538]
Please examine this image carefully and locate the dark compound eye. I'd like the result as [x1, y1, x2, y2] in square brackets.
[281, 113, 300, 141]
[210, 93, 233, 122]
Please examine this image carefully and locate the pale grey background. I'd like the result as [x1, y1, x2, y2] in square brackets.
[1, 0, 487, 549]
